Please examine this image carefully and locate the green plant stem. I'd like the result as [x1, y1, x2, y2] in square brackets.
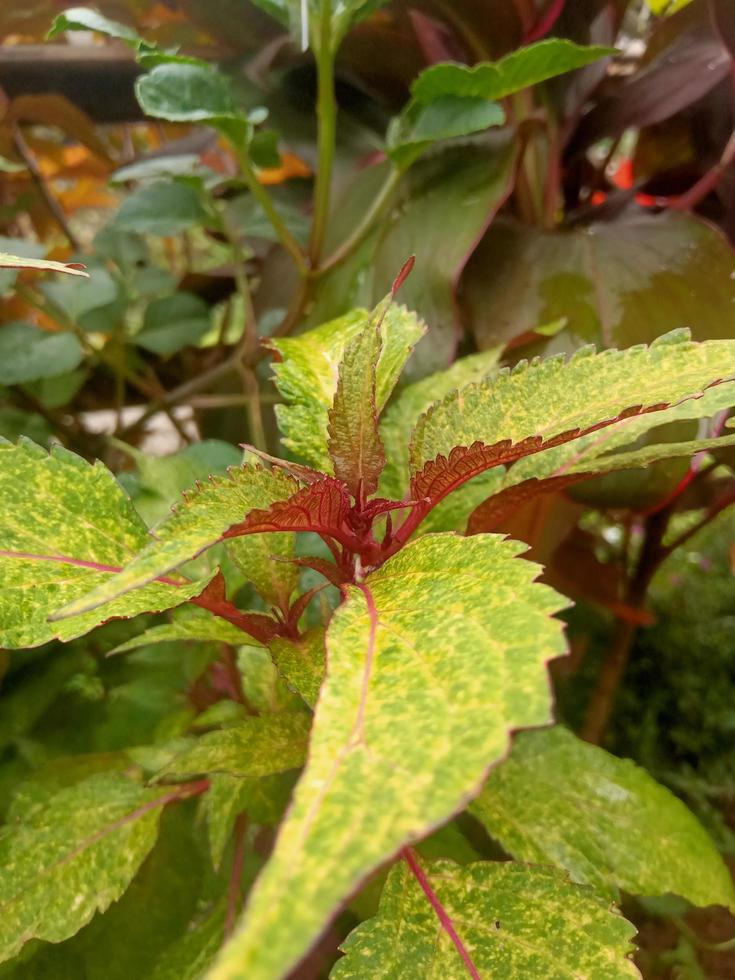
[236, 149, 309, 278]
[673, 916, 735, 953]
[308, 2, 337, 267]
[317, 166, 402, 276]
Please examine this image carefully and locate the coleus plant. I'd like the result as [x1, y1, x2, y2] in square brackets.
[2, 259, 735, 978]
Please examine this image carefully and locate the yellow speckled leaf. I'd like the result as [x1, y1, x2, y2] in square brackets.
[208, 533, 568, 980]
[471, 727, 735, 911]
[333, 859, 640, 979]
[0, 439, 210, 649]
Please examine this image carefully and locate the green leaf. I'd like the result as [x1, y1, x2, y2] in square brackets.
[0, 253, 88, 278]
[202, 773, 295, 868]
[156, 712, 310, 779]
[268, 304, 424, 470]
[270, 627, 326, 706]
[412, 40, 615, 104]
[463, 212, 735, 350]
[334, 859, 639, 979]
[49, 463, 298, 621]
[0, 773, 167, 964]
[108, 609, 247, 656]
[47, 7, 144, 46]
[26, 803, 215, 980]
[136, 293, 211, 354]
[408, 331, 735, 521]
[387, 97, 505, 169]
[0, 440, 211, 649]
[470, 727, 735, 911]
[115, 182, 206, 237]
[149, 902, 226, 980]
[0, 323, 83, 385]
[135, 63, 249, 140]
[372, 139, 516, 377]
[328, 307, 385, 497]
[209, 533, 567, 980]
[117, 439, 242, 527]
[379, 348, 503, 500]
[226, 529, 297, 610]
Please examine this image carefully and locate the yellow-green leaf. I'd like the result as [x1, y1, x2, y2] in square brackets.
[328, 307, 385, 497]
[156, 713, 311, 780]
[0, 252, 88, 277]
[333, 859, 639, 979]
[269, 304, 424, 470]
[50, 464, 298, 621]
[0, 773, 168, 964]
[471, 726, 735, 911]
[208, 533, 567, 979]
[0, 440, 210, 649]
[408, 331, 735, 520]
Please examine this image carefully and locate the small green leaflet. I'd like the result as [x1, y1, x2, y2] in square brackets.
[268, 303, 425, 471]
[270, 627, 326, 706]
[333, 859, 639, 979]
[471, 726, 735, 911]
[386, 98, 505, 170]
[108, 611, 247, 656]
[0, 440, 210, 649]
[226, 528, 297, 611]
[156, 712, 311, 780]
[412, 39, 616, 104]
[201, 774, 295, 868]
[0, 773, 169, 964]
[0, 253, 88, 277]
[208, 534, 567, 980]
[50, 463, 297, 620]
[328, 306, 385, 497]
[47, 7, 145, 45]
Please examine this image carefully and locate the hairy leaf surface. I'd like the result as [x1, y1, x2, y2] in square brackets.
[328, 311, 385, 498]
[51, 464, 297, 620]
[0, 440, 210, 648]
[209, 534, 567, 979]
[469, 432, 735, 531]
[0, 773, 167, 963]
[333, 859, 639, 979]
[409, 332, 735, 516]
[269, 305, 424, 470]
[471, 727, 735, 910]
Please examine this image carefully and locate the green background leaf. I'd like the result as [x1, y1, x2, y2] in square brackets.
[0, 773, 166, 964]
[412, 40, 615, 103]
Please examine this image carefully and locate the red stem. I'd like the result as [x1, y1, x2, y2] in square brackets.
[668, 128, 735, 212]
[523, 0, 565, 43]
[402, 847, 481, 980]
